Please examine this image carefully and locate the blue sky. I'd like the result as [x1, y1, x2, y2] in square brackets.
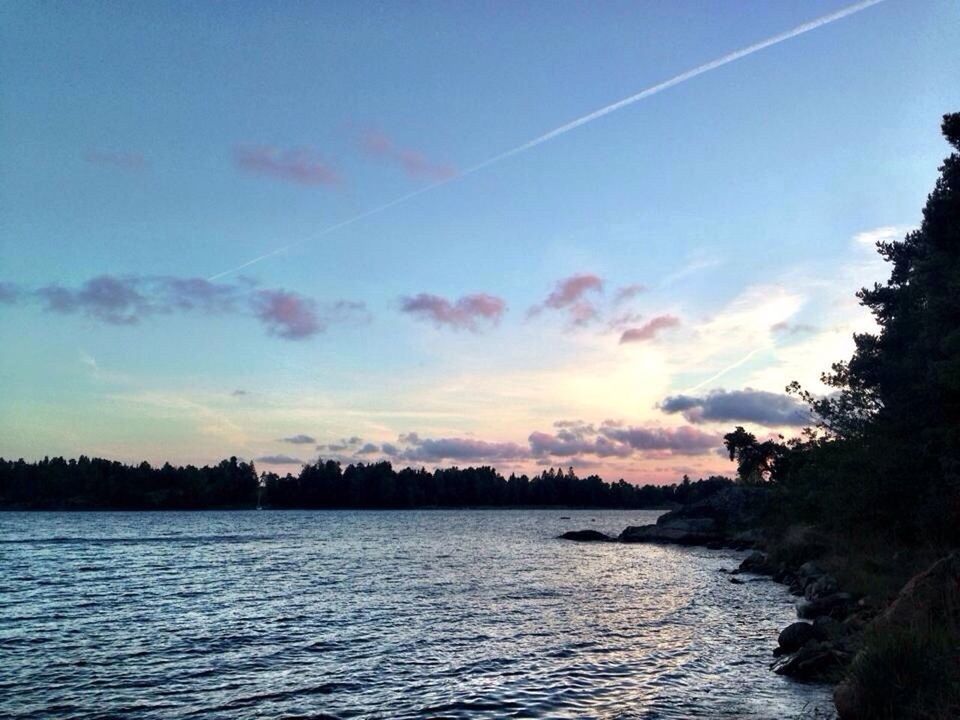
[1, 0, 958, 481]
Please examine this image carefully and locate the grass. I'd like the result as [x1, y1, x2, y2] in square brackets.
[841, 591, 960, 719]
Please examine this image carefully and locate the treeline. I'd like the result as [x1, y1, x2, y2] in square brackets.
[0, 455, 259, 510]
[262, 462, 732, 509]
[0, 454, 732, 510]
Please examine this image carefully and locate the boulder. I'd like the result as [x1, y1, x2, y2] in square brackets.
[619, 520, 721, 545]
[805, 573, 839, 601]
[777, 621, 816, 653]
[771, 639, 844, 680]
[796, 592, 854, 619]
[559, 529, 613, 542]
[737, 550, 776, 575]
[812, 615, 845, 642]
[797, 561, 825, 582]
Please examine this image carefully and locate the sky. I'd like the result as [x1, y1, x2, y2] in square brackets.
[1, 0, 958, 483]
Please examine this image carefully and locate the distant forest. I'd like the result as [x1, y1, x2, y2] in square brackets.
[0, 455, 732, 510]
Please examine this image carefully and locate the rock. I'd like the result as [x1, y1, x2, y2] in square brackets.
[559, 529, 613, 542]
[737, 550, 775, 575]
[729, 577, 746, 584]
[778, 621, 816, 653]
[833, 680, 860, 719]
[874, 551, 960, 631]
[796, 592, 854, 620]
[618, 521, 721, 545]
[771, 639, 843, 680]
[729, 529, 762, 550]
[805, 573, 839, 600]
[654, 485, 770, 531]
[812, 615, 845, 642]
[797, 561, 825, 581]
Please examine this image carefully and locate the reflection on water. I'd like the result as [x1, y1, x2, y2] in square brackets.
[0, 510, 833, 718]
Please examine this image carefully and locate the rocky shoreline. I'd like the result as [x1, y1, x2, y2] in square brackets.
[560, 487, 960, 719]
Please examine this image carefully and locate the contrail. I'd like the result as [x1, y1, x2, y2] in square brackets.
[209, 0, 885, 281]
[683, 346, 767, 394]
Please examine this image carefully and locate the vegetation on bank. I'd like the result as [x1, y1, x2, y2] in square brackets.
[0, 454, 732, 510]
[723, 113, 960, 720]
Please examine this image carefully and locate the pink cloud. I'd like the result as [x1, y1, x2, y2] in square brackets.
[599, 423, 720, 455]
[619, 315, 680, 343]
[400, 292, 505, 331]
[360, 130, 457, 181]
[543, 273, 604, 309]
[252, 289, 322, 339]
[234, 146, 341, 187]
[529, 273, 604, 326]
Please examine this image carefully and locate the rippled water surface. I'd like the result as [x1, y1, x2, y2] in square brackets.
[1, 510, 833, 718]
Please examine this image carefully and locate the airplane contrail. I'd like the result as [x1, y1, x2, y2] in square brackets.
[683, 346, 767, 394]
[209, 0, 885, 281]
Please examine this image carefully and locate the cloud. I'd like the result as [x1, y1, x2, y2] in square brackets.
[0, 282, 22, 304]
[853, 225, 911, 247]
[231, 389, 248, 397]
[543, 274, 603, 309]
[598, 423, 721, 455]
[234, 145, 341, 187]
[359, 130, 457, 181]
[528, 420, 720, 459]
[400, 292, 505, 331]
[357, 443, 380, 454]
[619, 315, 680, 343]
[251, 289, 323, 339]
[37, 275, 153, 325]
[255, 454, 305, 465]
[159, 276, 245, 314]
[281, 434, 316, 444]
[84, 150, 148, 171]
[18, 273, 360, 341]
[614, 283, 647, 303]
[659, 388, 811, 427]
[402, 435, 527, 463]
[530, 273, 604, 325]
[528, 430, 632, 458]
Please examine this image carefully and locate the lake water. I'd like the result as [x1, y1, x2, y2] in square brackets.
[1, 510, 833, 719]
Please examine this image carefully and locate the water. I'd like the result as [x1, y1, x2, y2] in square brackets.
[0, 510, 833, 719]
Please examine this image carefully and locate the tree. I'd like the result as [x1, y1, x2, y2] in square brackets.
[723, 426, 784, 484]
